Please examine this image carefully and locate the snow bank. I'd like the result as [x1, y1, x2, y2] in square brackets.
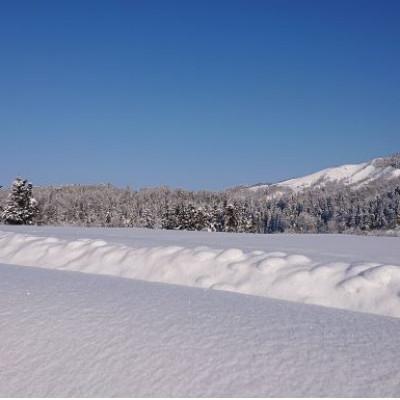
[1, 230, 400, 318]
[2, 263, 400, 397]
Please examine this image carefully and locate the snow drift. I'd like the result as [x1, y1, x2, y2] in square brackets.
[1, 229, 400, 318]
[1, 263, 400, 397]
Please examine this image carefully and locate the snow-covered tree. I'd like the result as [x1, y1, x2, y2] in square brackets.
[1, 178, 38, 225]
[224, 202, 238, 232]
[6, 174, 397, 234]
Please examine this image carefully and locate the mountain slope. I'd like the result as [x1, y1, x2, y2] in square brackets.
[249, 154, 400, 193]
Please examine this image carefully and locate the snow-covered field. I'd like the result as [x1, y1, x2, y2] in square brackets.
[1, 226, 400, 396]
[1, 226, 400, 318]
[2, 262, 400, 397]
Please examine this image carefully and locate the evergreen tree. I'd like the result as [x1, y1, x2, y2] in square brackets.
[224, 202, 238, 232]
[2, 178, 38, 225]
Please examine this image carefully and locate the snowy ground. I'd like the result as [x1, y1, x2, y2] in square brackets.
[1, 262, 400, 397]
[0, 226, 400, 318]
[1, 225, 400, 396]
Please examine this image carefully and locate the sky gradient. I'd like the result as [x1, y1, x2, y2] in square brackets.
[1, 0, 399, 190]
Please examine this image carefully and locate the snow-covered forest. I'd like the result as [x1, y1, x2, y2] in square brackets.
[1, 156, 400, 234]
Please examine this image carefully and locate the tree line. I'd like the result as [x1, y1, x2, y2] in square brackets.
[1, 176, 399, 234]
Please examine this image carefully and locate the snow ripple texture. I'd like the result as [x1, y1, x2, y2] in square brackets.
[2, 264, 400, 397]
[0, 230, 400, 318]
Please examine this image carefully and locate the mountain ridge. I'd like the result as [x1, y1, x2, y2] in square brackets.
[246, 153, 400, 194]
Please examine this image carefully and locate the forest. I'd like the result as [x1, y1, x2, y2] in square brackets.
[1, 173, 399, 235]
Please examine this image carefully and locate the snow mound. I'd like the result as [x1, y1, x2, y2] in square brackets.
[2, 263, 400, 397]
[1, 230, 400, 318]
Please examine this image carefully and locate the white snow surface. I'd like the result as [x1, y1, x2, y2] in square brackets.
[1, 262, 400, 397]
[1, 226, 400, 318]
[250, 157, 400, 192]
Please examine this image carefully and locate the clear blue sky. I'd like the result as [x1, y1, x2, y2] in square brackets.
[1, 0, 399, 190]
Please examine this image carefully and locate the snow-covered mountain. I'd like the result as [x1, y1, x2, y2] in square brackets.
[248, 154, 400, 193]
